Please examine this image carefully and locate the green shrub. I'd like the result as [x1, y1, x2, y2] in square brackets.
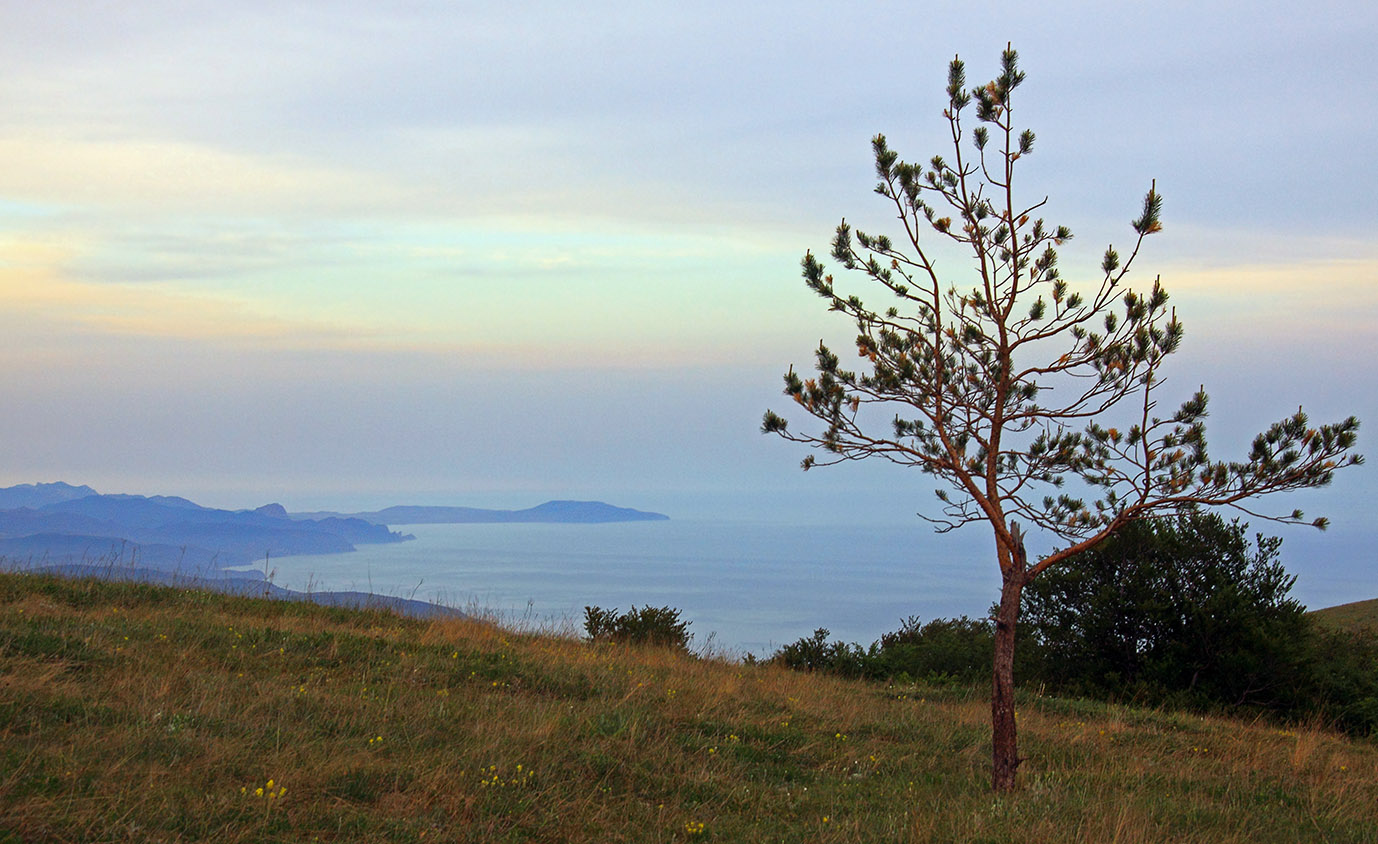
[582, 605, 621, 641]
[771, 617, 995, 683]
[582, 605, 691, 651]
[873, 615, 994, 683]
[1301, 622, 1378, 736]
[1021, 513, 1310, 711]
[770, 628, 871, 677]
[1017, 512, 1378, 735]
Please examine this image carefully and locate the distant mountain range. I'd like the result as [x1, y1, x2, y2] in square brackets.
[0, 483, 669, 584]
[0, 483, 411, 575]
[0, 481, 98, 510]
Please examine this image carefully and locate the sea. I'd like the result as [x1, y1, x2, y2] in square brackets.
[257, 516, 1372, 657]
[257, 519, 999, 657]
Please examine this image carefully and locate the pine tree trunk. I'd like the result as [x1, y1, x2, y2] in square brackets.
[991, 568, 1025, 792]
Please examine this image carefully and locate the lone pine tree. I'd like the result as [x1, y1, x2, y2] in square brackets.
[762, 47, 1362, 792]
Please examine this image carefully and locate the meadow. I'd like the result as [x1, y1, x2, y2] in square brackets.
[1, 572, 1375, 843]
[1310, 598, 1378, 633]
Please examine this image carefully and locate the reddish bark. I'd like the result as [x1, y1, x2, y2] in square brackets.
[991, 568, 1026, 791]
[992, 525, 1029, 792]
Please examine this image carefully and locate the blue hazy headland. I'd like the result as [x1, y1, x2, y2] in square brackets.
[296, 500, 669, 525]
[0, 481, 666, 578]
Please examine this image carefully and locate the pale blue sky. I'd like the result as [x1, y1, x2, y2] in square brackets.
[0, 0, 1373, 593]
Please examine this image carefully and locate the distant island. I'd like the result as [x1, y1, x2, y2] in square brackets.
[292, 500, 670, 525]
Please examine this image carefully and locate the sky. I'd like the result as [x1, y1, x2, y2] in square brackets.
[1, 2, 1374, 594]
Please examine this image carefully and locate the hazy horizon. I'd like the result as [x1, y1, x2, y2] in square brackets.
[1, 3, 1373, 596]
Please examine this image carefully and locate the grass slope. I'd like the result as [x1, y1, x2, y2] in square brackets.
[1310, 598, 1378, 633]
[1, 573, 1375, 843]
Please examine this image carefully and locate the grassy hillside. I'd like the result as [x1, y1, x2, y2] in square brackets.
[1, 573, 1375, 843]
[1310, 598, 1378, 633]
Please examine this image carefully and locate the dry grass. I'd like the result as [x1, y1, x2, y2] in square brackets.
[1309, 597, 1378, 633]
[1, 572, 1375, 843]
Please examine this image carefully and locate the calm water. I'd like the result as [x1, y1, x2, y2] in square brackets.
[259, 519, 1000, 655]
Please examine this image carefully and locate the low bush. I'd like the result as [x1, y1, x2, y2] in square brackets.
[771, 617, 995, 684]
[1301, 623, 1378, 736]
[583, 605, 691, 651]
[770, 628, 871, 677]
[873, 615, 994, 684]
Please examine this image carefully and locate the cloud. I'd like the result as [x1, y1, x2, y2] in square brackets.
[0, 135, 409, 217]
[0, 230, 805, 371]
[0, 238, 365, 346]
[1162, 258, 1378, 338]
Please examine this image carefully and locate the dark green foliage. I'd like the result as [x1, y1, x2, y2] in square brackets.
[1300, 624, 1378, 736]
[771, 618, 994, 684]
[1017, 512, 1378, 734]
[583, 605, 691, 651]
[582, 605, 621, 641]
[1022, 513, 1308, 710]
[872, 615, 994, 683]
[771, 628, 871, 677]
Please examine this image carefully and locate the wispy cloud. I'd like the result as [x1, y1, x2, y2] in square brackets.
[0, 135, 408, 216]
[0, 230, 805, 370]
[1162, 259, 1378, 339]
[0, 236, 381, 349]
